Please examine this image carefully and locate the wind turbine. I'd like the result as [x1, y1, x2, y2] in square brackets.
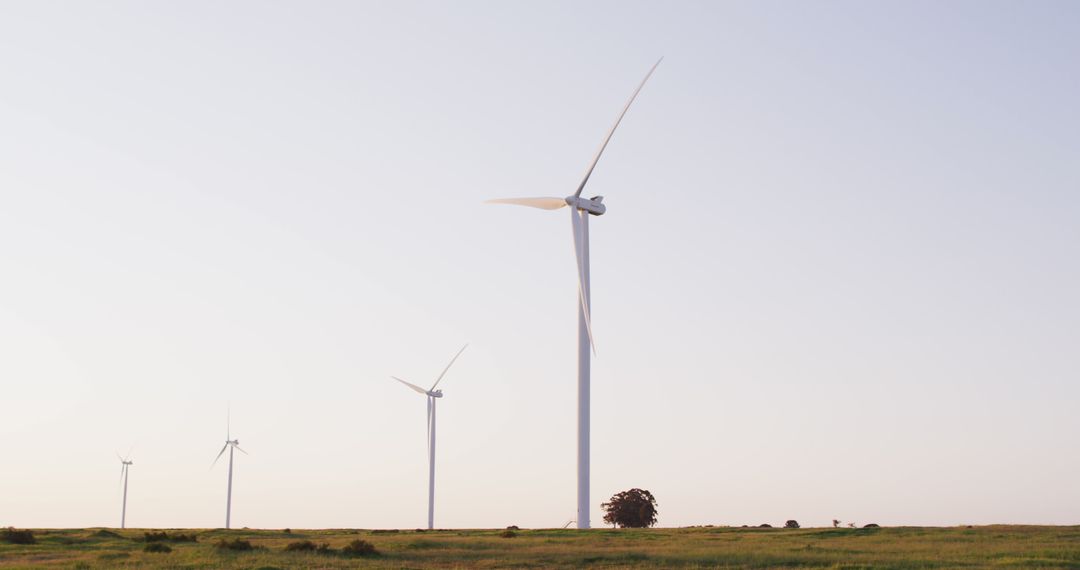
[486, 59, 662, 529]
[116, 450, 133, 529]
[211, 410, 247, 529]
[392, 343, 468, 530]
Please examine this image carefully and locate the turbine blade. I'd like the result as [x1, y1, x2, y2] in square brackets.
[234, 444, 249, 455]
[570, 208, 596, 354]
[573, 58, 663, 198]
[393, 376, 428, 395]
[116, 452, 124, 463]
[226, 406, 231, 441]
[211, 443, 229, 468]
[120, 463, 125, 486]
[124, 445, 134, 462]
[429, 343, 468, 391]
[485, 197, 567, 210]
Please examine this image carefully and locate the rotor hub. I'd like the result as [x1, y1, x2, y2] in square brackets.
[565, 195, 606, 216]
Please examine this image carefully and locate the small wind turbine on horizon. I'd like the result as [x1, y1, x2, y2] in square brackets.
[392, 343, 468, 530]
[487, 59, 662, 529]
[116, 449, 133, 529]
[211, 410, 248, 530]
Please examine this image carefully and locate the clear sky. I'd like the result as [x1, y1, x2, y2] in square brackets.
[1, 0, 1078, 530]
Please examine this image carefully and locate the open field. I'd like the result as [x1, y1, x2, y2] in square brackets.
[2, 525, 1079, 569]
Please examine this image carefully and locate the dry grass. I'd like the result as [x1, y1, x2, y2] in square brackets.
[1, 525, 1078, 568]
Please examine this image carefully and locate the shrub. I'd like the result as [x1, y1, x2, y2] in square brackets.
[785, 520, 800, 529]
[506, 525, 520, 530]
[143, 542, 172, 553]
[341, 538, 378, 557]
[601, 488, 659, 528]
[372, 529, 400, 534]
[144, 531, 169, 542]
[215, 538, 254, 551]
[863, 523, 880, 528]
[283, 528, 291, 534]
[1, 527, 36, 545]
[500, 530, 517, 538]
[282, 540, 335, 554]
[832, 519, 841, 528]
[91, 529, 121, 539]
[144, 531, 196, 543]
[758, 523, 772, 528]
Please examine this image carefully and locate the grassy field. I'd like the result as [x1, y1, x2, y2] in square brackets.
[2, 525, 1079, 569]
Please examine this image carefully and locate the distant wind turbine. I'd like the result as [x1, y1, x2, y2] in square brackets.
[116, 450, 133, 529]
[211, 410, 248, 529]
[392, 343, 468, 530]
[487, 59, 662, 529]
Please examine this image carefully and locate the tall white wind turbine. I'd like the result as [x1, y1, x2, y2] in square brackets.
[211, 410, 247, 529]
[487, 59, 662, 529]
[116, 450, 133, 529]
[392, 343, 468, 530]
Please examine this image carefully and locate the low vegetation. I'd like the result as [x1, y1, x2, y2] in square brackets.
[1, 525, 1078, 568]
[1, 528, 35, 545]
[214, 538, 255, 551]
[284, 539, 332, 553]
[142, 542, 172, 553]
[340, 538, 378, 557]
[144, 531, 198, 542]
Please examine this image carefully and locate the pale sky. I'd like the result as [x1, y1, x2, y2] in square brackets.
[1, 0, 1078, 530]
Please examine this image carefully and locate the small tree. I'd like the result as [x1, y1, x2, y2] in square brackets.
[601, 488, 658, 528]
[784, 520, 800, 529]
[832, 519, 840, 528]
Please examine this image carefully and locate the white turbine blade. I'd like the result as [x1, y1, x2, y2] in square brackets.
[573, 58, 663, 198]
[429, 343, 468, 391]
[233, 444, 249, 455]
[569, 208, 596, 354]
[393, 376, 428, 395]
[226, 406, 231, 441]
[116, 452, 125, 463]
[485, 197, 567, 210]
[124, 445, 134, 462]
[211, 443, 229, 468]
[119, 463, 125, 485]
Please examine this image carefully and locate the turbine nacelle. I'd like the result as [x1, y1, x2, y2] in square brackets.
[566, 195, 606, 216]
[428, 389, 444, 398]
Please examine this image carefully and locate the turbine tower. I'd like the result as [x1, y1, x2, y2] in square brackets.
[212, 410, 247, 529]
[116, 451, 133, 529]
[392, 343, 468, 530]
[487, 59, 661, 529]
